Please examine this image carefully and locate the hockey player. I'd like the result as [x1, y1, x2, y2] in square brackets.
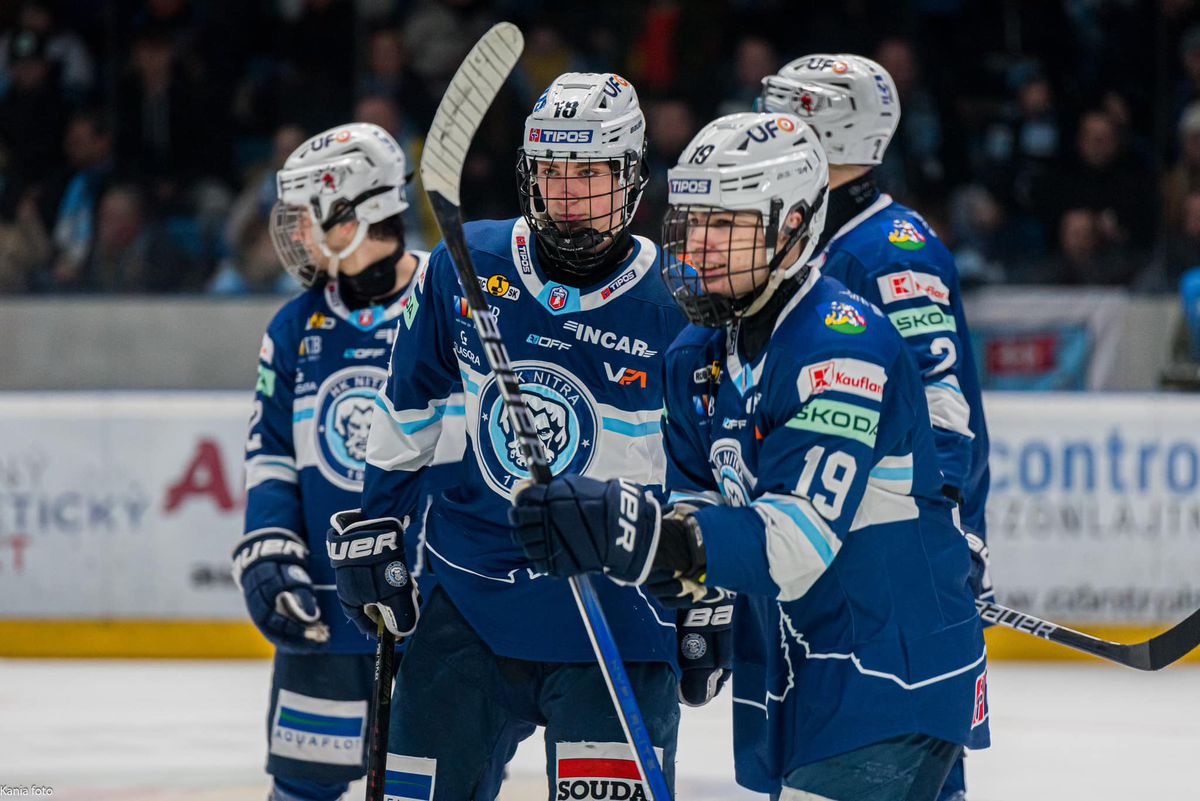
[325, 74, 725, 800]
[761, 55, 993, 801]
[511, 112, 990, 800]
[234, 122, 465, 801]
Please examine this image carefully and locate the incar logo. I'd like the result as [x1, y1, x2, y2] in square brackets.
[669, 178, 711, 194]
[529, 129, 594, 144]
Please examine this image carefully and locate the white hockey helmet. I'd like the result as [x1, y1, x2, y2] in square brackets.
[270, 123, 410, 286]
[661, 112, 829, 327]
[517, 72, 648, 277]
[760, 54, 899, 166]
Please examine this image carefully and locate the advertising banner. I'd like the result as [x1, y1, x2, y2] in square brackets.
[0, 392, 251, 620]
[986, 393, 1200, 625]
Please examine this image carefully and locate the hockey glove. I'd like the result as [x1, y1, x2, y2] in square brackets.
[326, 511, 420, 639]
[964, 530, 995, 603]
[509, 475, 662, 585]
[232, 529, 330, 650]
[675, 597, 734, 707]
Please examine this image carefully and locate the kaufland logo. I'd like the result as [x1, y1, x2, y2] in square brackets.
[529, 128, 594, 144]
[669, 178, 711, 194]
[799, 358, 886, 402]
[877, 270, 950, 306]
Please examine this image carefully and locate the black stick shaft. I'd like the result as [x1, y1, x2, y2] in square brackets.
[366, 621, 396, 801]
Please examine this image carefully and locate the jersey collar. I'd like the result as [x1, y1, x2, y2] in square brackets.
[509, 218, 657, 316]
[322, 251, 429, 331]
[815, 193, 894, 260]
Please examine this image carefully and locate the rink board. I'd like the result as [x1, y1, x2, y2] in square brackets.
[2, 391, 1199, 659]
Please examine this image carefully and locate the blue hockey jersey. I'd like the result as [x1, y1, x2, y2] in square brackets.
[661, 268, 989, 793]
[361, 218, 688, 664]
[818, 194, 990, 536]
[244, 261, 465, 653]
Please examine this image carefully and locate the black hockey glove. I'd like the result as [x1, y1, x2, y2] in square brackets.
[326, 510, 420, 639]
[675, 596, 734, 707]
[232, 529, 330, 650]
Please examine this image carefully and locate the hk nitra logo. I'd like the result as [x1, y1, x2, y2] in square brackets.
[710, 438, 753, 506]
[476, 361, 599, 497]
[313, 366, 387, 491]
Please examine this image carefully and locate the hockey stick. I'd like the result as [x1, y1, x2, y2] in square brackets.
[977, 599, 1200, 671]
[419, 22, 671, 801]
[366, 620, 396, 801]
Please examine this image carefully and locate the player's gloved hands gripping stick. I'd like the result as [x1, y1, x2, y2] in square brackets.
[326, 511, 420, 638]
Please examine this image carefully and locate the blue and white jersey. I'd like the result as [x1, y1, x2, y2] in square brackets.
[662, 269, 989, 793]
[362, 218, 688, 663]
[244, 258, 465, 653]
[817, 195, 990, 537]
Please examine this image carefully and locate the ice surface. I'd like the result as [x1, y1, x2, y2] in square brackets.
[1, 659, 1196, 800]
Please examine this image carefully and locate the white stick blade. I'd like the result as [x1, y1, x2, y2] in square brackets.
[419, 21, 524, 206]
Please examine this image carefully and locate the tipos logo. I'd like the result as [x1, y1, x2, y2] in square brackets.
[312, 366, 387, 491]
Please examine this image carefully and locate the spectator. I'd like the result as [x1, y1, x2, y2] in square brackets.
[115, 24, 218, 199]
[361, 25, 434, 128]
[224, 123, 307, 264]
[50, 110, 115, 289]
[208, 214, 297, 295]
[0, 28, 69, 216]
[82, 184, 200, 293]
[1036, 109, 1157, 254]
[1147, 191, 1200, 292]
[874, 37, 947, 205]
[978, 69, 1061, 217]
[715, 35, 777, 117]
[404, 0, 495, 98]
[0, 1, 95, 101]
[1036, 207, 1133, 286]
[1163, 102, 1200, 233]
[635, 97, 697, 238]
[352, 94, 438, 249]
[0, 190, 51, 293]
[513, 24, 585, 108]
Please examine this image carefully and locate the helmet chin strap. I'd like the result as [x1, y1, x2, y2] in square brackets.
[736, 220, 808, 320]
[313, 213, 371, 279]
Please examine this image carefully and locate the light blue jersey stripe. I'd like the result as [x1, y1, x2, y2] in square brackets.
[759, 498, 836, 566]
[601, 418, 661, 438]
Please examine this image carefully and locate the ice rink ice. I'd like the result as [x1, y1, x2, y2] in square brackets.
[1, 658, 1197, 800]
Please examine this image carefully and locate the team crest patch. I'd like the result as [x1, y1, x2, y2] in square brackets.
[887, 219, 927, 250]
[474, 360, 598, 497]
[313, 366, 387, 491]
[710, 438, 753, 507]
[555, 742, 664, 801]
[270, 689, 366, 766]
[384, 753, 436, 801]
[821, 301, 867, 334]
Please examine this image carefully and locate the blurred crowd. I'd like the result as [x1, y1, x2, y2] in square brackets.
[3, 0, 1200, 295]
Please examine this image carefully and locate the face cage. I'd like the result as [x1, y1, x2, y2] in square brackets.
[660, 198, 817, 327]
[516, 151, 646, 278]
[269, 202, 323, 287]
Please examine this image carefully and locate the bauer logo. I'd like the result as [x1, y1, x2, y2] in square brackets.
[555, 742, 661, 801]
[668, 178, 711, 194]
[529, 128, 594, 144]
[270, 689, 366, 766]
